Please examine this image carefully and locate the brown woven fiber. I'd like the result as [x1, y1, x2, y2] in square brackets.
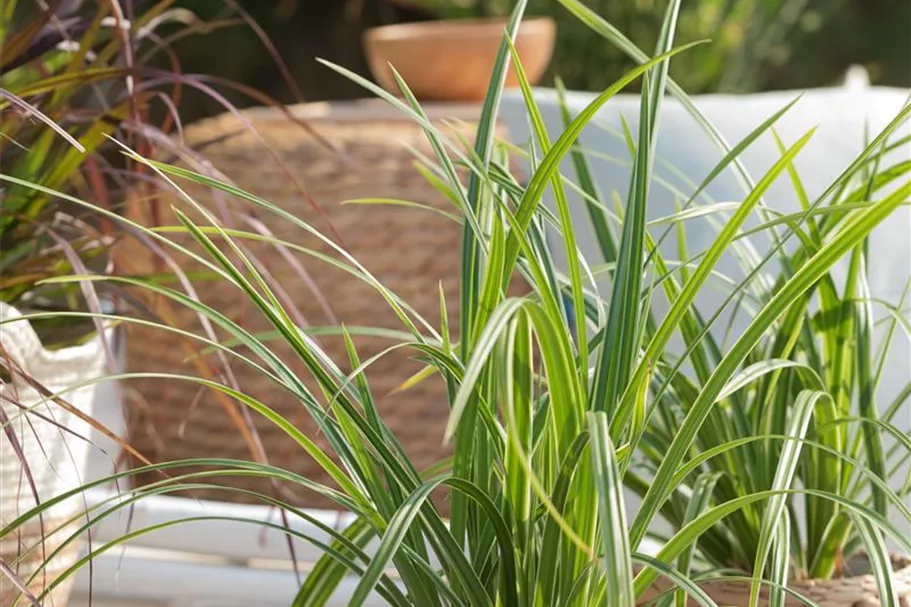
[638, 554, 911, 606]
[119, 100, 515, 510]
[0, 519, 81, 607]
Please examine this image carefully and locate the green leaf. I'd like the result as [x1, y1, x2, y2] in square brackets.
[591, 0, 682, 420]
[588, 412, 634, 606]
[769, 512, 791, 607]
[750, 390, 829, 607]
[615, 128, 817, 434]
[631, 180, 908, 550]
[459, 0, 529, 357]
[675, 472, 721, 607]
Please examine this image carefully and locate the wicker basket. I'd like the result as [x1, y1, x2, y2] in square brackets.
[638, 554, 911, 607]
[119, 100, 515, 510]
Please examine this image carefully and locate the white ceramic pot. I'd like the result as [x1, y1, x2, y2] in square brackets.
[1, 302, 111, 607]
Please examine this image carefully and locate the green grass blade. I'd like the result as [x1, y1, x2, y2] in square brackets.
[460, 0, 528, 356]
[590, 76, 653, 418]
[855, 257, 889, 518]
[292, 519, 385, 607]
[588, 412, 634, 607]
[633, 486, 909, 598]
[348, 480, 446, 607]
[507, 36, 589, 384]
[634, 554, 720, 607]
[769, 509, 791, 607]
[615, 129, 816, 432]
[675, 472, 721, 607]
[631, 180, 909, 550]
[749, 390, 827, 607]
[850, 513, 901, 607]
[592, 0, 681, 419]
[495, 41, 703, 300]
[555, 77, 617, 266]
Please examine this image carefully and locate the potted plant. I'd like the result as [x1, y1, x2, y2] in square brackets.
[498, 2, 911, 605]
[3, 2, 908, 607]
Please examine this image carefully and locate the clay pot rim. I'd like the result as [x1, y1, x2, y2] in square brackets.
[364, 16, 556, 44]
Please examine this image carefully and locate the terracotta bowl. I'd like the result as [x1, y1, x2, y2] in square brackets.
[363, 17, 556, 102]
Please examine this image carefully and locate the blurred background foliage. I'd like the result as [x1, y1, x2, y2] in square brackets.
[161, 0, 910, 123]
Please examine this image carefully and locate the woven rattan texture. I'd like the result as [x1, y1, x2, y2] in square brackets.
[638, 554, 911, 606]
[120, 105, 515, 510]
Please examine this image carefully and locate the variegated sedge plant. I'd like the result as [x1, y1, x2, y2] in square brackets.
[1, 1, 909, 606]
[556, 4, 910, 602]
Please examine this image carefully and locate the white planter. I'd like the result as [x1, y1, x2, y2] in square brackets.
[1, 302, 111, 607]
